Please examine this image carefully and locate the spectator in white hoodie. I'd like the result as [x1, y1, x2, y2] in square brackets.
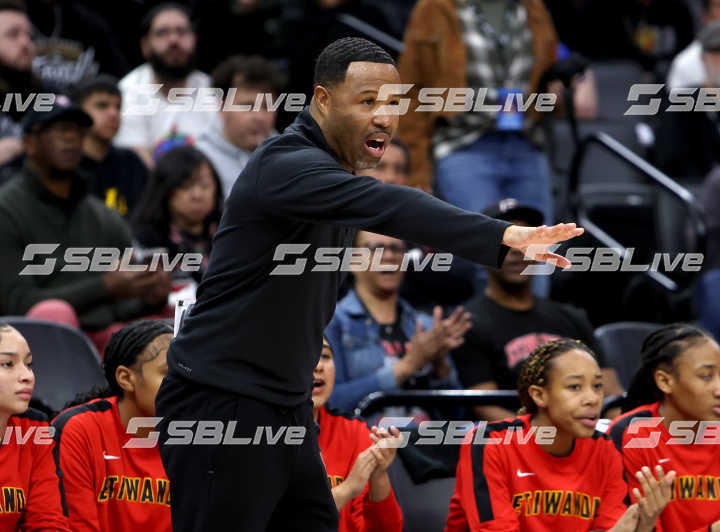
[196, 55, 283, 199]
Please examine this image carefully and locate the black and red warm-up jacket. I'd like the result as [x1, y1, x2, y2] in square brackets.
[445, 414, 627, 531]
[610, 402, 720, 532]
[0, 409, 70, 531]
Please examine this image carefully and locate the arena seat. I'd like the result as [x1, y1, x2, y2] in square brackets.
[0, 317, 107, 414]
[594, 321, 662, 388]
[388, 453, 456, 532]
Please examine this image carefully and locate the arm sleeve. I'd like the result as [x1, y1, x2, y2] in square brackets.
[53, 419, 102, 532]
[362, 488, 404, 532]
[445, 430, 521, 532]
[326, 315, 399, 413]
[256, 149, 511, 268]
[19, 434, 70, 531]
[590, 443, 629, 531]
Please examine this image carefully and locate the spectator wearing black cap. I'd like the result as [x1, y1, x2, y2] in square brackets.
[450, 198, 623, 421]
[0, 99, 172, 356]
[74, 75, 149, 218]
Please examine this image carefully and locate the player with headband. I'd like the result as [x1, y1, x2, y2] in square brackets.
[446, 338, 675, 531]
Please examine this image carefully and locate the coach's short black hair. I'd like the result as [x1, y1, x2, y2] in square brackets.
[140, 2, 192, 38]
[313, 37, 395, 88]
[0, 0, 25, 13]
[71, 75, 120, 106]
[211, 55, 286, 99]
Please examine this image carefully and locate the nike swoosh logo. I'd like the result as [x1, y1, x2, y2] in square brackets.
[658, 458, 670, 463]
[516, 469, 535, 477]
[103, 453, 120, 460]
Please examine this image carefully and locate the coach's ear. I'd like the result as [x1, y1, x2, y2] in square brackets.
[527, 384, 548, 410]
[313, 84, 332, 116]
[115, 365, 135, 394]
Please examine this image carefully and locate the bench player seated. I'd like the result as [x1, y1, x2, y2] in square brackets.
[0, 322, 70, 530]
[313, 336, 404, 532]
[610, 323, 720, 531]
[445, 339, 675, 532]
[52, 320, 173, 531]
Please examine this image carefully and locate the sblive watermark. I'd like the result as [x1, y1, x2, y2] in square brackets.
[625, 83, 720, 115]
[6, 418, 720, 448]
[268, 244, 454, 275]
[121, 84, 558, 115]
[521, 246, 704, 275]
[18, 244, 203, 275]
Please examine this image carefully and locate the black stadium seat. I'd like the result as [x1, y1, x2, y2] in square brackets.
[594, 321, 662, 389]
[0, 317, 107, 414]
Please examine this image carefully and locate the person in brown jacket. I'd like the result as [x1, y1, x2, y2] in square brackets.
[398, 0, 558, 220]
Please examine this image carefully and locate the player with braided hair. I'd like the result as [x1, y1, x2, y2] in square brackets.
[609, 323, 720, 531]
[446, 338, 675, 532]
[52, 320, 173, 532]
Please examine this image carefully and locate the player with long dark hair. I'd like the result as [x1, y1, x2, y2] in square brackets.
[610, 323, 720, 531]
[0, 322, 70, 530]
[446, 339, 674, 531]
[52, 320, 173, 532]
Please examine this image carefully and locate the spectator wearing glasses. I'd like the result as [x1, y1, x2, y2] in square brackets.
[325, 230, 467, 419]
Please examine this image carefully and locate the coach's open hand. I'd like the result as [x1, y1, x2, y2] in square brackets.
[501, 223, 584, 269]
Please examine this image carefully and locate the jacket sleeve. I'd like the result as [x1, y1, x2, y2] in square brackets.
[52, 418, 103, 532]
[590, 443, 629, 531]
[256, 148, 510, 268]
[19, 428, 71, 531]
[445, 429, 521, 532]
[397, 0, 466, 190]
[326, 314, 399, 413]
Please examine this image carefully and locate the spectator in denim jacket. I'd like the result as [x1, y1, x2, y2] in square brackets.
[325, 230, 470, 419]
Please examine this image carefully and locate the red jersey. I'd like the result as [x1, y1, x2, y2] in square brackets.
[445, 415, 628, 532]
[0, 409, 70, 531]
[609, 402, 720, 532]
[317, 406, 403, 532]
[52, 396, 171, 532]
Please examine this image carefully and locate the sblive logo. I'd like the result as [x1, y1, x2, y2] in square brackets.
[521, 246, 704, 275]
[625, 83, 720, 115]
[18, 244, 203, 275]
[269, 244, 453, 275]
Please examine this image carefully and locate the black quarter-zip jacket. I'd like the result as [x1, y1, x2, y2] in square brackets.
[167, 108, 511, 407]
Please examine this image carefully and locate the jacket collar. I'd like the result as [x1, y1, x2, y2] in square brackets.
[286, 106, 341, 163]
[339, 289, 413, 320]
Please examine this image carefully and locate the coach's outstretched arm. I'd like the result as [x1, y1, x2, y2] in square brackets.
[257, 146, 582, 268]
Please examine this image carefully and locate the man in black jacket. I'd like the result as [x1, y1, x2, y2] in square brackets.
[155, 37, 584, 532]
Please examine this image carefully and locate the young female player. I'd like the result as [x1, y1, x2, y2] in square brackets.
[445, 338, 675, 531]
[52, 320, 173, 531]
[609, 323, 720, 531]
[0, 322, 70, 530]
[313, 336, 404, 532]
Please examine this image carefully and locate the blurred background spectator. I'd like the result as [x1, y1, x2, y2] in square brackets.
[0, 1, 46, 170]
[450, 200, 623, 421]
[0, 101, 171, 356]
[325, 230, 465, 423]
[114, 2, 211, 168]
[74, 75, 149, 218]
[131, 145, 223, 291]
[196, 54, 282, 198]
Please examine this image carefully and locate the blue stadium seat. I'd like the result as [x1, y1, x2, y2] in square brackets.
[0, 317, 107, 413]
[594, 321, 662, 388]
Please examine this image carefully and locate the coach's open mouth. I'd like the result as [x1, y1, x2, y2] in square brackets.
[364, 135, 388, 158]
